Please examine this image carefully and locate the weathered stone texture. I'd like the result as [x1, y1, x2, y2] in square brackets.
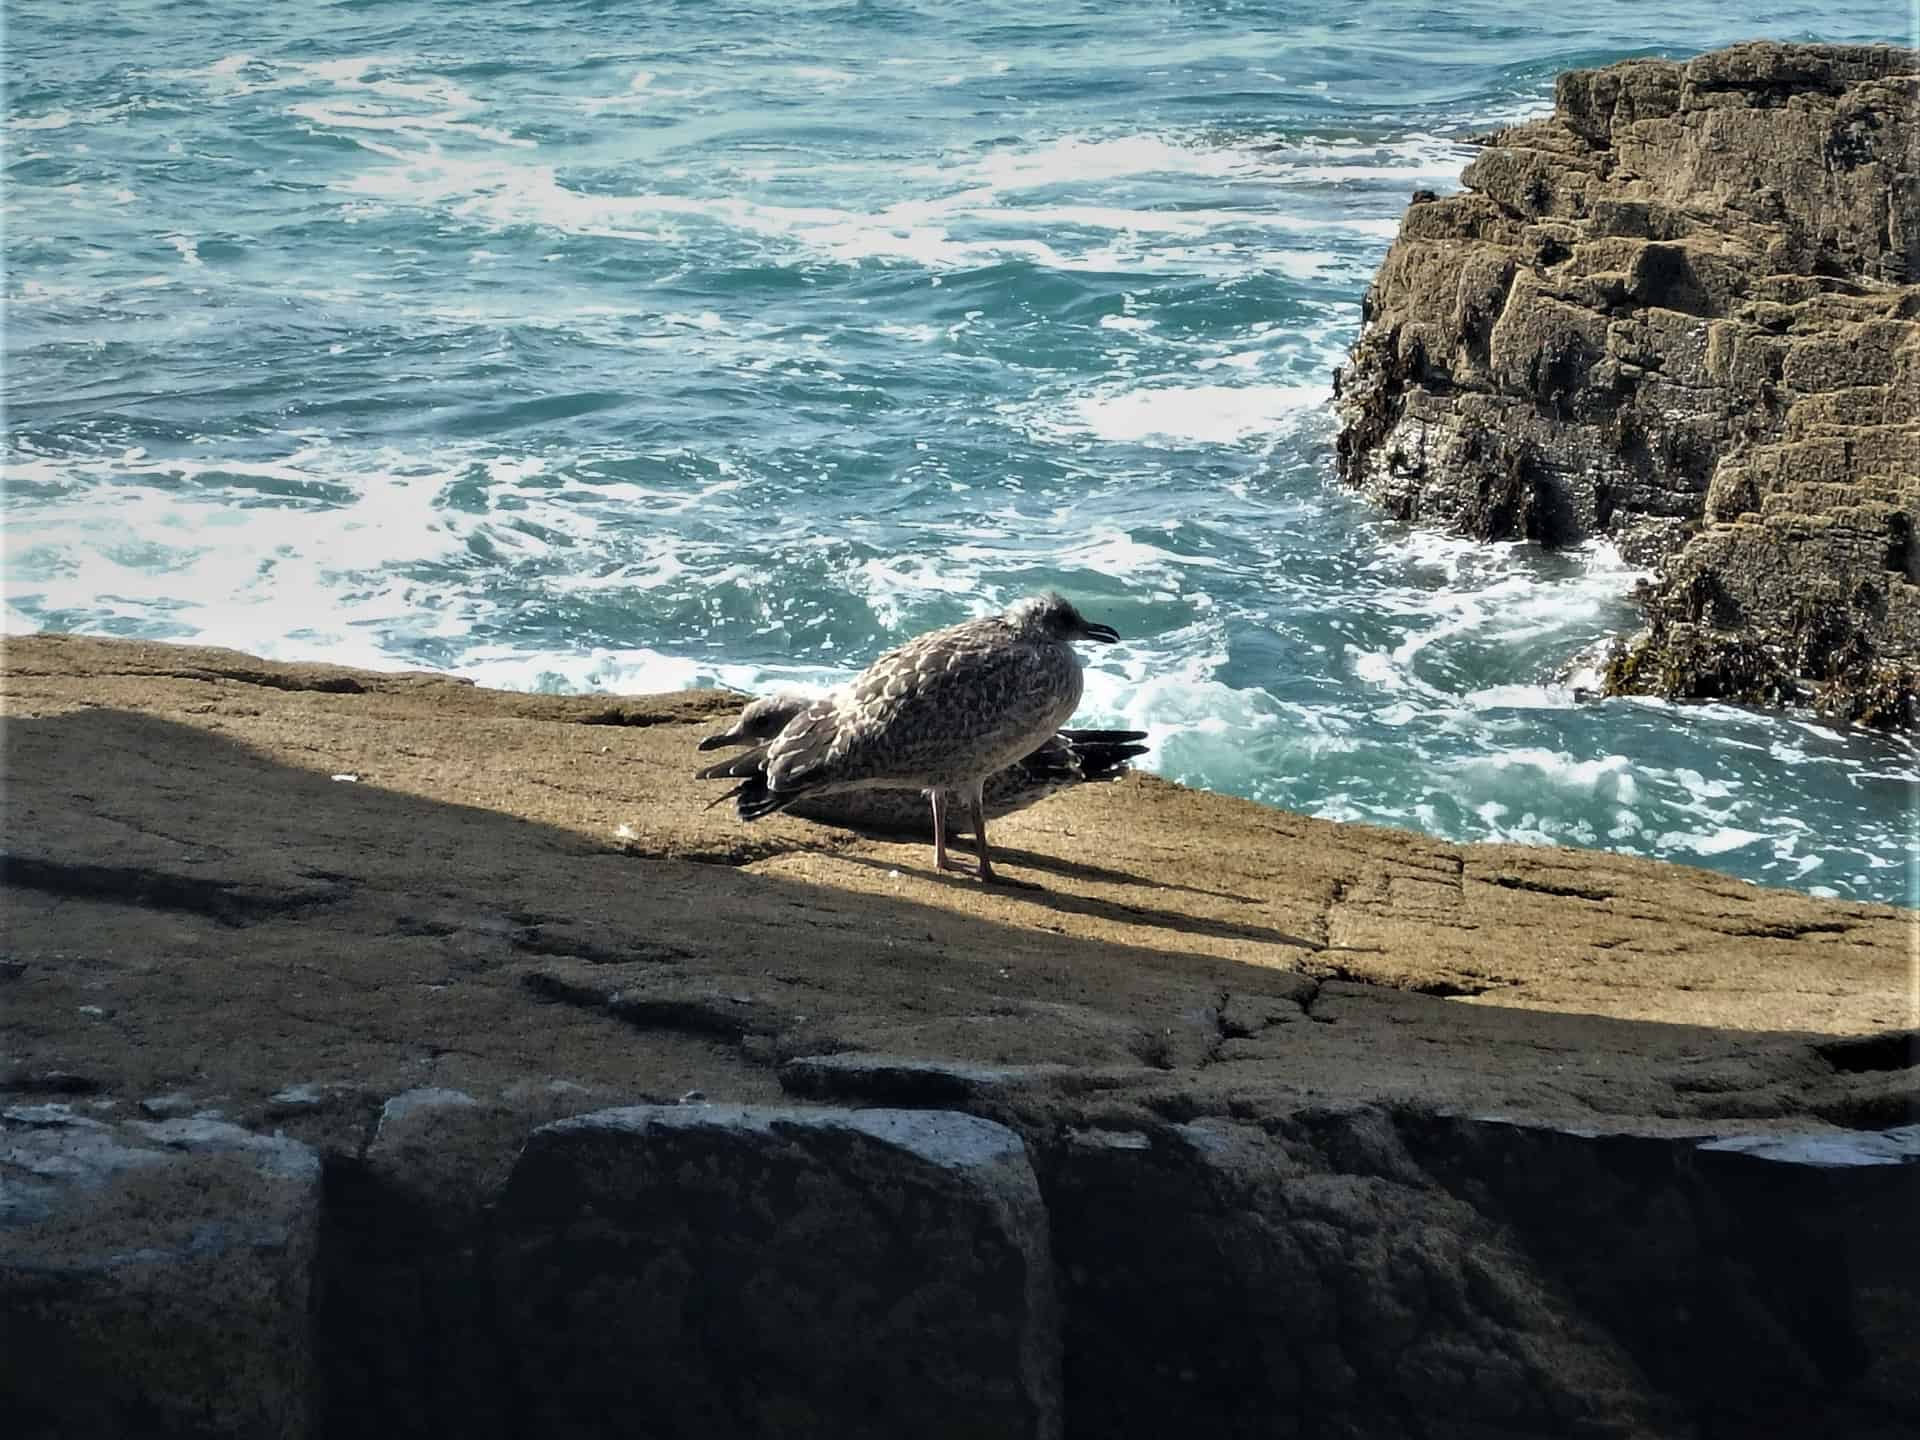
[0, 1107, 322, 1440]
[1335, 42, 1920, 725]
[3, 635, 1916, 1437]
[493, 1105, 1061, 1440]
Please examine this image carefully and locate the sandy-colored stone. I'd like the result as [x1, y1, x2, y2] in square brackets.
[1, 631, 1912, 1120]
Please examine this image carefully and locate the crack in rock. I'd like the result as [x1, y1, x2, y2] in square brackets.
[0, 854, 349, 927]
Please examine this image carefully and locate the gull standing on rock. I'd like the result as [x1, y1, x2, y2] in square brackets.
[699, 692, 1148, 835]
[697, 593, 1120, 883]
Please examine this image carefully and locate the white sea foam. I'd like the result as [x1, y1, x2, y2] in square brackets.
[1078, 644, 1281, 781]
[3, 448, 497, 668]
[288, 100, 534, 149]
[1258, 133, 1475, 186]
[856, 555, 991, 623]
[313, 112, 1411, 276]
[918, 127, 1472, 198]
[1653, 826, 1771, 857]
[1052, 529, 1225, 580]
[575, 68, 715, 113]
[916, 134, 1262, 190]
[1345, 537, 1648, 703]
[871, 321, 942, 343]
[159, 51, 530, 154]
[1458, 748, 1639, 801]
[1022, 382, 1331, 447]
[454, 645, 832, 699]
[789, 65, 855, 89]
[8, 97, 189, 131]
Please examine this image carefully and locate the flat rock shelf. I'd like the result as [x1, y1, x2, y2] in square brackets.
[2, 631, 1916, 1438]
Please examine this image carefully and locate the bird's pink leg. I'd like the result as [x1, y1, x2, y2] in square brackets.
[931, 787, 962, 871]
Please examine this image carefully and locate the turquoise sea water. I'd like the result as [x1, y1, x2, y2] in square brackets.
[5, 1, 1917, 905]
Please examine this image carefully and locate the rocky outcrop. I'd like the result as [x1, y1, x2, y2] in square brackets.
[3, 634, 1917, 1437]
[1334, 41, 1920, 726]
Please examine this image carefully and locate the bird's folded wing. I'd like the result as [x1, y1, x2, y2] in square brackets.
[768, 639, 1058, 792]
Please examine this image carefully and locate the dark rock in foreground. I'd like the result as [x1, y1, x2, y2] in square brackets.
[495, 1105, 1060, 1440]
[5, 1096, 1918, 1439]
[1335, 41, 1920, 726]
[0, 1107, 320, 1438]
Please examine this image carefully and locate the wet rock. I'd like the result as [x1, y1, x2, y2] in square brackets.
[494, 1104, 1061, 1440]
[261, 1079, 374, 1125]
[1335, 41, 1920, 726]
[1698, 1124, 1920, 1167]
[374, 1085, 478, 1137]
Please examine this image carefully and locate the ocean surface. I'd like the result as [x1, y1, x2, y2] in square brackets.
[6, 0, 1916, 906]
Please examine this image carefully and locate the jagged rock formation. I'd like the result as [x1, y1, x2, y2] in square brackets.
[1334, 41, 1920, 726]
[3, 635, 1917, 1437]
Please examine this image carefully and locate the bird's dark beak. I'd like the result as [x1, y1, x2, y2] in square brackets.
[1081, 621, 1121, 644]
[697, 731, 739, 751]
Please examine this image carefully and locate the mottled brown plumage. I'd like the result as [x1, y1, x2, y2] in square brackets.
[697, 593, 1120, 882]
[698, 693, 1147, 835]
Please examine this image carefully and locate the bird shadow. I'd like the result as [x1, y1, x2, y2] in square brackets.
[832, 853, 1325, 953]
[981, 843, 1267, 906]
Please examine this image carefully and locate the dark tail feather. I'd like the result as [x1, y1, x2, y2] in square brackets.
[1013, 732, 1148, 789]
[732, 773, 800, 822]
[1075, 745, 1149, 782]
[1018, 748, 1080, 785]
[696, 747, 804, 822]
[1063, 730, 1150, 783]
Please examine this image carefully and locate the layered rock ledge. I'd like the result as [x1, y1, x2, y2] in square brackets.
[3, 634, 1917, 1438]
[1334, 41, 1920, 726]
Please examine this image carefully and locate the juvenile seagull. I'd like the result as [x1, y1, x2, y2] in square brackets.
[698, 692, 1147, 836]
[697, 593, 1120, 883]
